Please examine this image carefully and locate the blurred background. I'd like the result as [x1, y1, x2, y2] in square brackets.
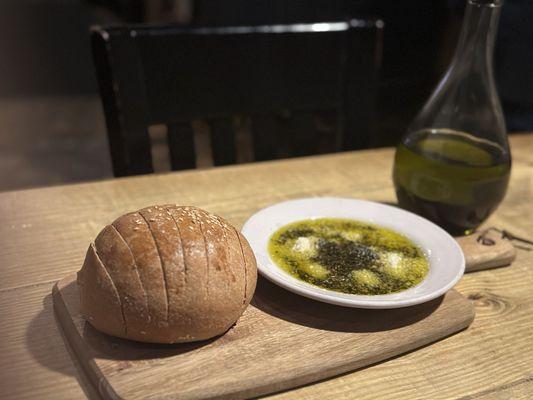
[0, 0, 531, 191]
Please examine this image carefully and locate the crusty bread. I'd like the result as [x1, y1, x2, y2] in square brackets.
[77, 205, 257, 343]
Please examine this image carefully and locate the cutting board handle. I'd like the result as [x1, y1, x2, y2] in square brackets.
[456, 231, 516, 273]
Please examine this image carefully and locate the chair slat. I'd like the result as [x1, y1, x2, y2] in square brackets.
[209, 118, 236, 166]
[92, 28, 153, 177]
[251, 115, 287, 161]
[167, 123, 196, 170]
[287, 111, 321, 157]
[341, 26, 381, 150]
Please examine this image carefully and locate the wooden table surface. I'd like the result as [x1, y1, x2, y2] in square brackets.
[1, 134, 532, 400]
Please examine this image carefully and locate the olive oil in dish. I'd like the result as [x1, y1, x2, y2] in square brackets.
[268, 218, 429, 295]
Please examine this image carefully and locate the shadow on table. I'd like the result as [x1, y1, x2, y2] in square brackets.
[26, 292, 78, 376]
[251, 276, 443, 333]
[26, 291, 103, 399]
[379, 200, 405, 209]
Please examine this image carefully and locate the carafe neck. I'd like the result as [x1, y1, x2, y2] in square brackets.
[451, 0, 502, 72]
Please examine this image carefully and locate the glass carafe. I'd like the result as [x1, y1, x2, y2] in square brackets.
[393, 0, 511, 235]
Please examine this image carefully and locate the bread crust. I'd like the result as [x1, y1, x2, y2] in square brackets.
[78, 244, 126, 337]
[238, 230, 259, 303]
[78, 205, 257, 343]
[94, 224, 150, 337]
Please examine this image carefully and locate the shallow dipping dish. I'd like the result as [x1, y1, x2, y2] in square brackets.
[241, 197, 465, 309]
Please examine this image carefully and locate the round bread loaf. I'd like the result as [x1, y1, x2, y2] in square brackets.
[77, 205, 257, 343]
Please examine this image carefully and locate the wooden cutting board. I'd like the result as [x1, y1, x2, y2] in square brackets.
[53, 230, 516, 399]
[54, 274, 475, 400]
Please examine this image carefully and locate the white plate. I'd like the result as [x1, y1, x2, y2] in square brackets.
[241, 197, 465, 309]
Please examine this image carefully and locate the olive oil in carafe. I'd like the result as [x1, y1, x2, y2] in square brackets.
[393, 129, 511, 235]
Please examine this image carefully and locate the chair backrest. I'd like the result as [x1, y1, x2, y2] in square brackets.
[91, 20, 383, 176]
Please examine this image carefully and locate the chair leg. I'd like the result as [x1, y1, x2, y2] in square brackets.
[251, 115, 287, 161]
[288, 111, 321, 157]
[167, 122, 196, 170]
[209, 118, 236, 166]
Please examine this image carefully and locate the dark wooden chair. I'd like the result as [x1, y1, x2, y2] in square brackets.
[91, 20, 383, 177]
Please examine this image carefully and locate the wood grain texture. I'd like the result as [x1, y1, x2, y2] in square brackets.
[0, 283, 92, 400]
[0, 133, 532, 399]
[458, 377, 533, 400]
[53, 274, 473, 400]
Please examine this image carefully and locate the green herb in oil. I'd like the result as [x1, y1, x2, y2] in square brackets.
[268, 218, 429, 295]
